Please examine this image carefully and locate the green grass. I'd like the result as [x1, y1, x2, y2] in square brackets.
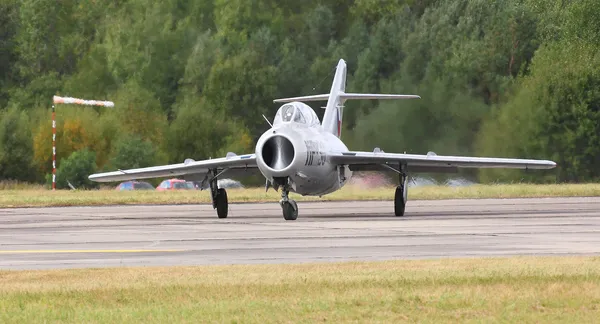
[0, 183, 599, 208]
[0, 256, 598, 323]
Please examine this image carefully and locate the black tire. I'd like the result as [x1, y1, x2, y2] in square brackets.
[216, 188, 228, 219]
[394, 185, 406, 216]
[282, 200, 298, 220]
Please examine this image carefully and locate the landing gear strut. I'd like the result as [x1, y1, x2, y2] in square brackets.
[277, 178, 298, 220]
[209, 169, 228, 219]
[394, 169, 408, 216]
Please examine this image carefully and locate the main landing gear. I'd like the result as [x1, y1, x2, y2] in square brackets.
[208, 169, 406, 219]
[208, 169, 228, 219]
[394, 170, 409, 217]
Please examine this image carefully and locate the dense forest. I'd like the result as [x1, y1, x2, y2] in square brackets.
[0, 0, 599, 188]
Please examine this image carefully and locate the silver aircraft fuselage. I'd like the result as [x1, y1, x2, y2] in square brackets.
[254, 102, 352, 196]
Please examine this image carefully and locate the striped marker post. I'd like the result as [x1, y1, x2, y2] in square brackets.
[51, 96, 114, 190]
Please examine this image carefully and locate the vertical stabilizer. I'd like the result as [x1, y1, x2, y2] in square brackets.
[272, 58, 420, 138]
[322, 59, 347, 137]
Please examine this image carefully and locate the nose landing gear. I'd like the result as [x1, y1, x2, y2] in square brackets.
[281, 195, 298, 220]
[276, 177, 298, 220]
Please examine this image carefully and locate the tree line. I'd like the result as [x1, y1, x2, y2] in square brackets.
[0, 0, 598, 188]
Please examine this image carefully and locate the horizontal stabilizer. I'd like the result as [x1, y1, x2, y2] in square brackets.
[273, 92, 420, 103]
[273, 94, 330, 103]
[340, 93, 421, 100]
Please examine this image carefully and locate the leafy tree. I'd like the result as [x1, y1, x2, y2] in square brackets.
[203, 46, 279, 137]
[14, 0, 60, 78]
[344, 15, 413, 128]
[32, 110, 93, 177]
[303, 5, 336, 56]
[31, 105, 121, 179]
[32, 114, 54, 178]
[55, 148, 98, 189]
[0, 0, 18, 109]
[476, 40, 600, 183]
[2, 0, 600, 186]
[108, 134, 158, 170]
[168, 96, 253, 163]
[10, 0, 105, 110]
[213, 0, 284, 50]
[61, 45, 117, 100]
[350, 0, 410, 25]
[111, 80, 169, 147]
[102, 0, 199, 114]
[346, 76, 488, 157]
[0, 107, 36, 181]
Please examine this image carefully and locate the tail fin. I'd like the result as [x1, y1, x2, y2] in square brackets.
[273, 59, 420, 137]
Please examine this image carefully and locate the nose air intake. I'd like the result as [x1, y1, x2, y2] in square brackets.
[261, 135, 295, 171]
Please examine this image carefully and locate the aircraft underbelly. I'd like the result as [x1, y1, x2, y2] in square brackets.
[290, 129, 352, 196]
[291, 165, 338, 195]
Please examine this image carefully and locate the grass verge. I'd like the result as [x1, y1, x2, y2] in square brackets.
[0, 183, 599, 208]
[0, 256, 598, 322]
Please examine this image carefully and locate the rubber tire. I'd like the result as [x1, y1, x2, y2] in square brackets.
[282, 200, 298, 221]
[394, 185, 406, 216]
[216, 188, 228, 219]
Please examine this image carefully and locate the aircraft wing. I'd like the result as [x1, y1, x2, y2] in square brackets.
[88, 154, 257, 183]
[328, 151, 556, 173]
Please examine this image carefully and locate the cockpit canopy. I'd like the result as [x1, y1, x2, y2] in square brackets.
[273, 102, 320, 127]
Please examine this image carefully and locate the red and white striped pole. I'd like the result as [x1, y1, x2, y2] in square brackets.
[52, 104, 56, 190]
[51, 95, 114, 190]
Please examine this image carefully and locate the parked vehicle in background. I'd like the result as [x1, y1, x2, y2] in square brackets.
[115, 181, 155, 190]
[156, 178, 196, 191]
[192, 178, 244, 190]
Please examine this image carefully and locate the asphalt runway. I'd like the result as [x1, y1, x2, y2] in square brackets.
[1, 197, 599, 270]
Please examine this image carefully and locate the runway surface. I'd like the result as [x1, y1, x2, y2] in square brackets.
[1, 197, 599, 270]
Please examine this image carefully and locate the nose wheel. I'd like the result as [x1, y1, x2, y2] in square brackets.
[281, 199, 298, 220]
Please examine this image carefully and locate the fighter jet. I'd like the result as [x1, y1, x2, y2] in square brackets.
[89, 59, 557, 220]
